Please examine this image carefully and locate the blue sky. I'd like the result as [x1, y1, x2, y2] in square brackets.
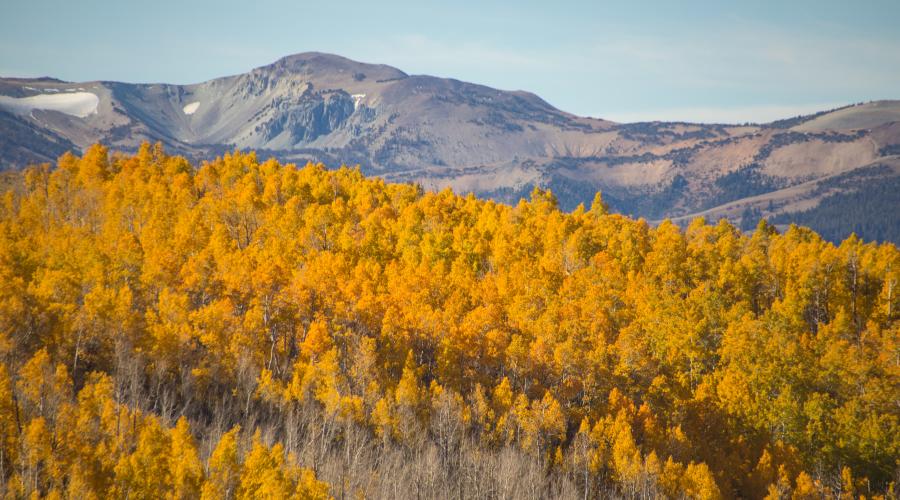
[1, 0, 898, 123]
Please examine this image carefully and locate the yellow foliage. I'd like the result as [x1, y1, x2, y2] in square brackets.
[201, 426, 240, 500]
[0, 144, 896, 498]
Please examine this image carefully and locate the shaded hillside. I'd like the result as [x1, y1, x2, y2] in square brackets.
[771, 172, 900, 243]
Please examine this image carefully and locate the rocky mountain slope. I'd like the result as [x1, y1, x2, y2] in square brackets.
[1, 52, 898, 242]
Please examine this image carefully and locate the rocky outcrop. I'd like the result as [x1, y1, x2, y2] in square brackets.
[260, 90, 356, 145]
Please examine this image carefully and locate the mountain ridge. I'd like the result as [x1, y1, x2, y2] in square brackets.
[1, 52, 898, 242]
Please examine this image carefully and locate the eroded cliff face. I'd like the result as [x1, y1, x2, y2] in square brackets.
[256, 90, 356, 145]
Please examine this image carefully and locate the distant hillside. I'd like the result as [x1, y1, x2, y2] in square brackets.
[2, 52, 898, 242]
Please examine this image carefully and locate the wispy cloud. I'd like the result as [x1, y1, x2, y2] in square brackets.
[343, 25, 900, 119]
[350, 34, 549, 77]
[584, 25, 900, 93]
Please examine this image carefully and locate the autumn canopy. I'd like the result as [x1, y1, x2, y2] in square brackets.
[0, 143, 896, 498]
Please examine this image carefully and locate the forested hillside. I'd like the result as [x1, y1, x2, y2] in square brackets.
[0, 143, 897, 499]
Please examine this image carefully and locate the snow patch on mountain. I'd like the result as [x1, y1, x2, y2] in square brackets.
[352, 94, 366, 110]
[0, 92, 99, 118]
[183, 102, 200, 115]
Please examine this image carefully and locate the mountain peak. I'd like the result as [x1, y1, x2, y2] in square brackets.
[260, 52, 408, 81]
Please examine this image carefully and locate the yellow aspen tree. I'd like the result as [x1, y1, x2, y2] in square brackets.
[290, 467, 330, 499]
[168, 417, 203, 500]
[201, 426, 241, 500]
[18, 349, 71, 421]
[792, 471, 819, 499]
[394, 351, 424, 443]
[20, 417, 52, 497]
[0, 364, 19, 486]
[114, 417, 172, 500]
[682, 462, 722, 500]
[237, 432, 291, 500]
